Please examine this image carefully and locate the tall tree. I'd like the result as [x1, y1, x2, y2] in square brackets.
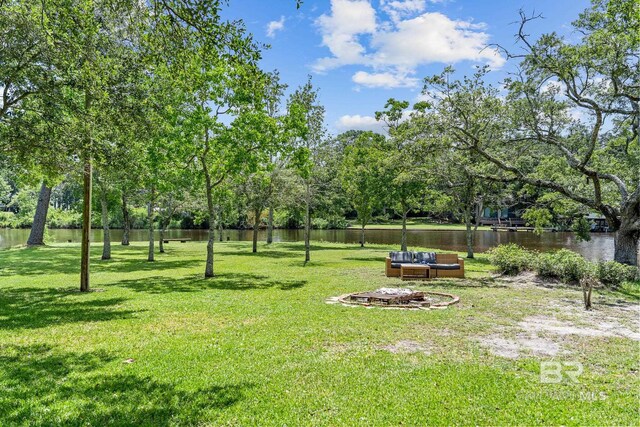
[425, 0, 638, 266]
[289, 78, 324, 263]
[376, 99, 429, 251]
[339, 131, 387, 247]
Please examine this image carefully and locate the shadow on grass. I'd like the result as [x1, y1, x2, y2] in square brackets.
[0, 287, 140, 330]
[113, 273, 306, 294]
[0, 344, 249, 425]
[0, 246, 81, 276]
[267, 242, 355, 253]
[0, 245, 200, 277]
[223, 250, 300, 259]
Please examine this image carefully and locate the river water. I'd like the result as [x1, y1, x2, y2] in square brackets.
[0, 228, 615, 261]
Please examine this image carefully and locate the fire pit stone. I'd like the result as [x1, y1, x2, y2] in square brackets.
[335, 287, 459, 309]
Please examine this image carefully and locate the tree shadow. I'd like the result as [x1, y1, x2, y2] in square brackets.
[0, 344, 250, 425]
[0, 245, 200, 277]
[98, 257, 202, 273]
[271, 242, 355, 252]
[0, 287, 140, 330]
[223, 250, 300, 259]
[0, 246, 80, 276]
[113, 273, 306, 294]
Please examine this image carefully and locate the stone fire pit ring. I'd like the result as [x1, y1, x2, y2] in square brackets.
[330, 288, 460, 310]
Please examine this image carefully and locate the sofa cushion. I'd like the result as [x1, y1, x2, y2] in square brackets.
[428, 263, 460, 270]
[415, 251, 436, 264]
[389, 251, 413, 263]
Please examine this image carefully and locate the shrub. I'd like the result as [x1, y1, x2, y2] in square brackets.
[487, 244, 534, 275]
[370, 214, 390, 224]
[535, 249, 593, 283]
[596, 261, 638, 288]
[48, 208, 82, 228]
[311, 217, 329, 229]
[325, 216, 349, 229]
[273, 209, 303, 229]
[0, 211, 17, 228]
[535, 252, 557, 278]
[130, 207, 148, 229]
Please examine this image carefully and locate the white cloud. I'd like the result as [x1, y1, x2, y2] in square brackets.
[381, 0, 426, 23]
[352, 70, 418, 88]
[266, 16, 286, 38]
[335, 114, 385, 132]
[371, 13, 503, 69]
[313, 0, 504, 87]
[314, 0, 376, 72]
[336, 110, 417, 132]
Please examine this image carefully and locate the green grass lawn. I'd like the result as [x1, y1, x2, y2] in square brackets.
[0, 241, 638, 426]
[348, 217, 491, 231]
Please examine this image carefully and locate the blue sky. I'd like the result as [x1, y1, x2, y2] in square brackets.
[223, 0, 590, 134]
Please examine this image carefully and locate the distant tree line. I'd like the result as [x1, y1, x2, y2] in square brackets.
[1, 0, 637, 290]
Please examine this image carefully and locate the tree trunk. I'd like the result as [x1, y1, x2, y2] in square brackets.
[218, 220, 223, 242]
[304, 181, 311, 263]
[147, 186, 155, 262]
[27, 182, 51, 246]
[121, 192, 130, 246]
[400, 210, 408, 252]
[159, 227, 165, 253]
[266, 205, 274, 244]
[100, 188, 111, 260]
[581, 278, 594, 310]
[80, 154, 92, 292]
[253, 209, 260, 253]
[360, 223, 365, 248]
[474, 198, 483, 231]
[205, 186, 215, 277]
[614, 226, 639, 267]
[465, 204, 474, 259]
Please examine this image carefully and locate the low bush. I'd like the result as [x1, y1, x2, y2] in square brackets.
[0, 211, 17, 228]
[325, 216, 349, 229]
[311, 216, 348, 229]
[487, 244, 534, 275]
[273, 209, 303, 229]
[596, 261, 638, 288]
[535, 249, 593, 283]
[130, 207, 149, 229]
[48, 208, 82, 228]
[489, 244, 639, 290]
[370, 214, 391, 224]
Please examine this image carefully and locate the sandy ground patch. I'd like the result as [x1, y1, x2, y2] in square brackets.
[478, 334, 562, 359]
[477, 273, 639, 358]
[519, 315, 640, 341]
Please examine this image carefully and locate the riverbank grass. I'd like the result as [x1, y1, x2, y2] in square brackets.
[348, 217, 491, 231]
[0, 241, 638, 425]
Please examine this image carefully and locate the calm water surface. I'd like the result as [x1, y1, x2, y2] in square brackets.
[0, 228, 615, 261]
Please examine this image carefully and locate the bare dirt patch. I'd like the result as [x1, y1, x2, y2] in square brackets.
[519, 315, 640, 341]
[379, 340, 431, 355]
[475, 273, 639, 358]
[496, 271, 564, 289]
[478, 334, 561, 359]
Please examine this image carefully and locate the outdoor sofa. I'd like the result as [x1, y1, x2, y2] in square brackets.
[385, 251, 465, 279]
